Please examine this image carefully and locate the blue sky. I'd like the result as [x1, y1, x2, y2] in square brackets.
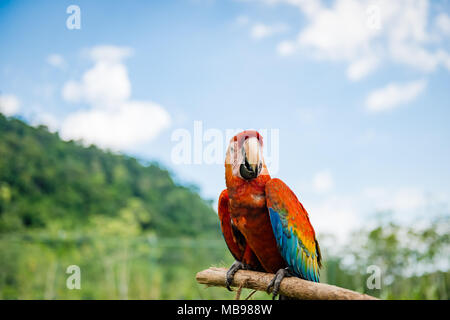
[1, 0, 449, 240]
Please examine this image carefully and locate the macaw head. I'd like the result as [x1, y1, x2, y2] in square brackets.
[225, 130, 269, 182]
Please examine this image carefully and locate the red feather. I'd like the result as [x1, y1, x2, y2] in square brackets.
[218, 189, 261, 269]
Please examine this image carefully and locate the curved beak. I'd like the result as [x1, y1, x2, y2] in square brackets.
[240, 137, 262, 180]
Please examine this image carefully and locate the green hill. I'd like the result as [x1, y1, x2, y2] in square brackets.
[0, 113, 220, 238]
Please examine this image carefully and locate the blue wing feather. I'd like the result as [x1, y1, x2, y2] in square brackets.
[269, 208, 320, 282]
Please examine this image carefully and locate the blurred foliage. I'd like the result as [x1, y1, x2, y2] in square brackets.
[0, 234, 241, 299]
[0, 114, 219, 238]
[0, 113, 448, 299]
[321, 215, 449, 300]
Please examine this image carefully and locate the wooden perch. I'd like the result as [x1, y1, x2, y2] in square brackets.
[196, 267, 378, 300]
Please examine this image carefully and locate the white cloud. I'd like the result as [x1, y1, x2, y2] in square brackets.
[62, 61, 131, 107]
[47, 54, 66, 69]
[309, 185, 431, 242]
[250, 23, 288, 40]
[390, 188, 427, 212]
[0, 94, 20, 116]
[435, 13, 450, 35]
[31, 112, 60, 133]
[307, 194, 360, 243]
[262, 0, 450, 80]
[297, 0, 374, 60]
[389, 42, 449, 73]
[61, 101, 170, 150]
[363, 187, 427, 213]
[62, 46, 132, 107]
[312, 170, 334, 193]
[60, 45, 171, 150]
[365, 79, 427, 113]
[87, 45, 133, 63]
[293, 171, 441, 242]
[347, 56, 379, 81]
[277, 40, 296, 56]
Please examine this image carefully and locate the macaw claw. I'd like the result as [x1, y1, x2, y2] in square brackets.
[266, 267, 291, 299]
[226, 260, 248, 291]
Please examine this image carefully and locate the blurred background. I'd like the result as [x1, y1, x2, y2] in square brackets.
[0, 0, 449, 299]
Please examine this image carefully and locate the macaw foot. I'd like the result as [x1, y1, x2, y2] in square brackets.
[226, 260, 249, 291]
[266, 267, 292, 300]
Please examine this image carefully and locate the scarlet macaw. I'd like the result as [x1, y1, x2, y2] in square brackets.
[218, 130, 322, 298]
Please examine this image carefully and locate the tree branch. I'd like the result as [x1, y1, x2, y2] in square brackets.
[196, 267, 378, 300]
